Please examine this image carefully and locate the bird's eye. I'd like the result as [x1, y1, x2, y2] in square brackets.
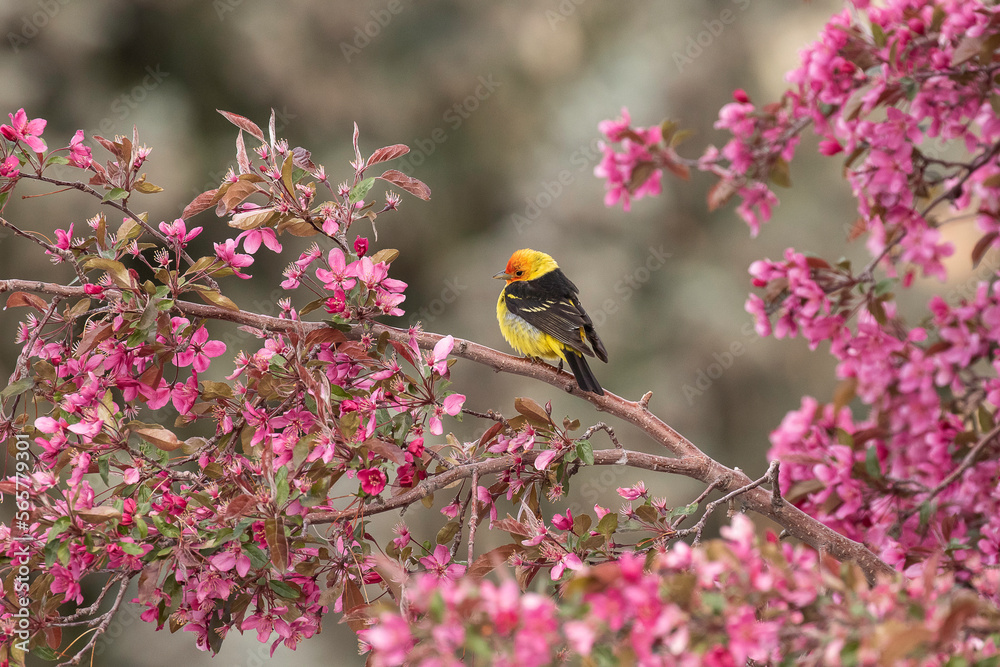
[515, 270, 523, 276]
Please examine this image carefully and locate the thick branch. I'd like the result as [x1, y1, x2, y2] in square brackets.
[0, 279, 895, 581]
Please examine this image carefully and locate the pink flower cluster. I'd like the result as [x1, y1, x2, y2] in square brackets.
[594, 107, 664, 211]
[745, 249, 847, 348]
[364, 515, 1000, 665]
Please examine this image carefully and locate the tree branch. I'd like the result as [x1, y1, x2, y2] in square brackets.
[0, 278, 896, 581]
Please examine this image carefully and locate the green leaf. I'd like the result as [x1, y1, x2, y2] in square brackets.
[769, 157, 791, 188]
[576, 439, 594, 466]
[98, 455, 110, 486]
[135, 516, 148, 540]
[349, 177, 375, 205]
[0, 376, 34, 400]
[436, 521, 460, 544]
[870, 22, 886, 47]
[102, 187, 130, 202]
[121, 541, 145, 556]
[596, 512, 618, 537]
[267, 578, 301, 600]
[865, 445, 882, 480]
[873, 278, 895, 297]
[275, 466, 290, 508]
[242, 541, 270, 569]
[668, 502, 699, 520]
[150, 513, 179, 539]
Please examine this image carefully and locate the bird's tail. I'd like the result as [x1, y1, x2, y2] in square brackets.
[565, 352, 604, 396]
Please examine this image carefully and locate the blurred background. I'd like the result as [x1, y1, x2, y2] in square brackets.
[1, 0, 980, 664]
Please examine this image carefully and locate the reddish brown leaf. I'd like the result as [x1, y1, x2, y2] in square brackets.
[292, 146, 316, 171]
[138, 362, 165, 397]
[137, 560, 164, 604]
[5, 291, 48, 311]
[265, 516, 288, 572]
[389, 340, 417, 368]
[217, 110, 265, 142]
[467, 544, 521, 581]
[972, 232, 998, 269]
[43, 625, 61, 651]
[92, 135, 121, 157]
[135, 426, 184, 452]
[952, 35, 983, 67]
[224, 494, 257, 519]
[182, 189, 219, 220]
[804, 256, 832, 270]
[364, 437, 406, 465]
[216, 179, 260, 216]
[78, 322, 115, 357]
[367, 144, 409, 166]
[304, 327, 347, 349]
[378, 169, 432, 201]
[627, 161, 657, 193]
[707, 179, 737, 212]
[513, 397, 551, 426]
[832, 377, 857, 413]
[341, 579, 369, 632]
[478, 421, 505, 449]
[493, 516, 532, 538]
[236, 130, 251, 174]
[662, 156, 690, 181]
[847, 216, 868, 241]
[76, 505, 122, 523]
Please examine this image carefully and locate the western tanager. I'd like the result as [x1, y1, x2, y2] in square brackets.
[494, 249, 608, 395]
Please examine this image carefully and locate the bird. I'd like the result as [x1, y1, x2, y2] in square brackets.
[494, 249, 608, 395]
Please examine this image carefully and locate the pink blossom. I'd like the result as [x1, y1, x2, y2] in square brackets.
[159, 218, 202, 246]
[174, 326, 226, 373]
[214, 238, 254, 278]
[358, 467, 388, 495]
[419, 544, 466, 581]
[237, 227, 282, 254]
[67, 130, 92, 167]
[1, 108, 47, 153]
[0, 154, 19, 177]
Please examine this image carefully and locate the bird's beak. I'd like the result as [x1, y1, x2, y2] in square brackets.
[493, 271, 512, 280]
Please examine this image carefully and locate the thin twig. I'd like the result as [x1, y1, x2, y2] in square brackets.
[581, 421, 622, 449]
[671, 478, 724, 530]
[900, 422, 1000, 523]
[676, 461, 780, 545]
[56, 574, 132, 666]
[468, 468, 480, 566]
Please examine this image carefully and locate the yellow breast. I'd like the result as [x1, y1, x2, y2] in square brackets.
[496, 290, 565, 362]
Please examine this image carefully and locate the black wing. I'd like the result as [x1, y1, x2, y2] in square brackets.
[503, 268, 608, 361]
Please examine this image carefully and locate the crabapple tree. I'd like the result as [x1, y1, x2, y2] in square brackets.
[3, 0, 1000, 665]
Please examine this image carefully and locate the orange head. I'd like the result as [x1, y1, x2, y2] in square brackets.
[493, 249, 559, 283]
